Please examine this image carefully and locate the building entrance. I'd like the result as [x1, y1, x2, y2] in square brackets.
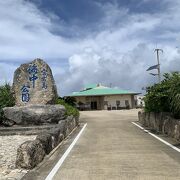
[91, 101, 97, 110]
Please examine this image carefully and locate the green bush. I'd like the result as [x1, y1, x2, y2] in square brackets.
[56, 98, 79, 117]
[144, 72, 180, 118]
[144, 82, 170, 112]
[0, 83, 15, 123]
[62, 96, 76, 107]
[167, 72, 180, 118]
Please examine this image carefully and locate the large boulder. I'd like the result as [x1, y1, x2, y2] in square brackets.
[36, 134, 53, 154]
[3, 104, 66, 125]
[16, 140, 46, 169]
[12, 58, 58, 106]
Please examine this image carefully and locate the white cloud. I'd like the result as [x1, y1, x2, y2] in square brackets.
[0, 0, 180, 96]
[0, 0, 84, 60]
[0, 62, 17, 84]
[58, 1, 180, 95]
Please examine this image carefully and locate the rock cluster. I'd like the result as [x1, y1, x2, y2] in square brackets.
[16, 116, 79, 169]
[138, 111, 180, 141]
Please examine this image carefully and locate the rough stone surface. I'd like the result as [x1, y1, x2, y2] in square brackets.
[0, 135, 36, 180]
[12, 58, 58, 106]
[36, 134, 53, 154]
[2, 119, 15, 127]
[48, 129, 61, 148]
[15, 115, 79, 169]
[16, 140, 46, 169]
[58, 120, 68, 136]
[75, 116, 80, 126]
[138, 111, 180, 142]
[0, 124, 64, 136]
[3, 104, 66, 125]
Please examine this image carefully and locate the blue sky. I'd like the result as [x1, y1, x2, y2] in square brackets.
[0, 0, 180, 96]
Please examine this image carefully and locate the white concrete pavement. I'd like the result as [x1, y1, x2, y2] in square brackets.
[53, 110, 180, 180]
[24, 109, 180, 180]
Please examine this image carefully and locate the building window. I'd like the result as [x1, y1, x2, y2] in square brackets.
[116, 100, 120, 107]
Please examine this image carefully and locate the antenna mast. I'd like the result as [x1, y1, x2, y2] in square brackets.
[154, 48, 163, 83]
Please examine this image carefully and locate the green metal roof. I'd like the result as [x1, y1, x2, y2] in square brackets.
[69, 86, 140, 97]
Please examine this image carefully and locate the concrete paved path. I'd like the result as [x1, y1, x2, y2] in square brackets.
[52, 110, 180, 180]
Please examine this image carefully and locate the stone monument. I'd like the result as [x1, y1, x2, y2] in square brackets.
[13, 58, 58, 106]
[3, 59, 66, 125]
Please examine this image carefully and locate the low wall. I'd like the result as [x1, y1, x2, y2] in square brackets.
[15, 115, 79, 169]
[138, 111, 180, 142]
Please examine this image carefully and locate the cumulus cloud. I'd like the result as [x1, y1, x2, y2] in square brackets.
[0, 0, 180, 96]
[0, 0, 85, 60]
[59, 45, 152, 95]
[57, 0, 180, 95]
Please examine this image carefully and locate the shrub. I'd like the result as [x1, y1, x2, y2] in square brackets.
[144, 72, 180, 118]
[56, 98, 79, 117]
[144, 82, 170, 112]
[62, 96, 76, 107]
[0, 83, 15, 124]
[167, 72, 180, 118]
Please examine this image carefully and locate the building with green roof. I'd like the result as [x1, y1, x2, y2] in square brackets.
[69, 84, 140, 110]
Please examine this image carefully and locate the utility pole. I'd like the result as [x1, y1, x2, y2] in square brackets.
[154, 49, 163, 83]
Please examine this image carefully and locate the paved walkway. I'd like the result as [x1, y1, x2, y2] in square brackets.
[53, 110, 180, 180]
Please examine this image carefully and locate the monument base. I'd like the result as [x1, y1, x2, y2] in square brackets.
[3, 104, 66, 126]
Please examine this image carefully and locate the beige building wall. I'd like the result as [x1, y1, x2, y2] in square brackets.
[104, 95, 134, 109]
[75, 96, 104, 110]
[75, 96, 86, 104]
[74, 94, 136, 110]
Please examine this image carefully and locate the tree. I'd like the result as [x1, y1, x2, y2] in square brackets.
[144, 72, 180, 118]
[0, 83, 15, 124]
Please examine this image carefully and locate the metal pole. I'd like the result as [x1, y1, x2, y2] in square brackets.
[155, 49, 163, 83]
